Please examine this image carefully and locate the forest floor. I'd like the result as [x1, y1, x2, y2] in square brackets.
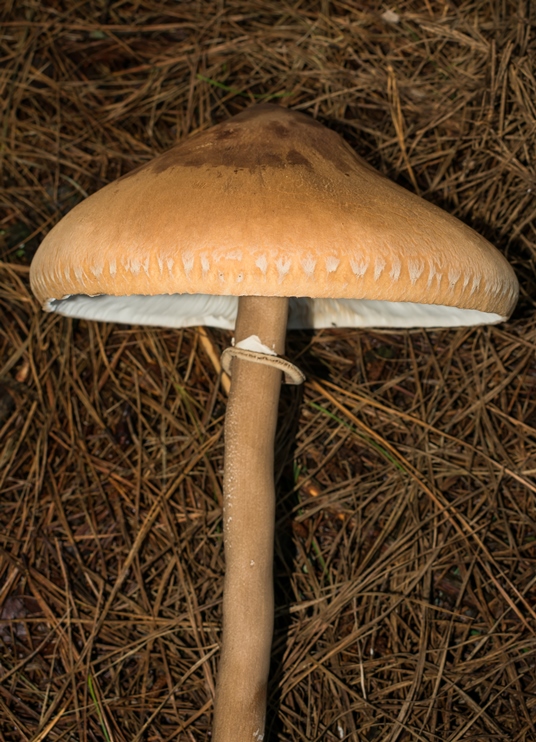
[1, 1, 535, 740]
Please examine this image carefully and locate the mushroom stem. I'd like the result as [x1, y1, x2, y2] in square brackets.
[213, 295, 289, 742]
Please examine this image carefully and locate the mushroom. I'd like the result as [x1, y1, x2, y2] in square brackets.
[30, 104, 518, 741]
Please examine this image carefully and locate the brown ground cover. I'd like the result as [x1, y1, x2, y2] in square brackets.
[1, 0, 535, 739]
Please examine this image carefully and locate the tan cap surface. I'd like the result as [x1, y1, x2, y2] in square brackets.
[30, 104, 518, 321]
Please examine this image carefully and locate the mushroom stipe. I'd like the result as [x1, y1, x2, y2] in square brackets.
[30, 103, 518, 742]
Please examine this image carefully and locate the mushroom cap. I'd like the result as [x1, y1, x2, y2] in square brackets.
[30, 104, 518, 329]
